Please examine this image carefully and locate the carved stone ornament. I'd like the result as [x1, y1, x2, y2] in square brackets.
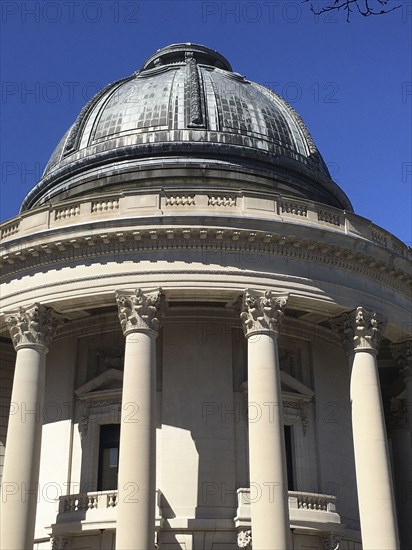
[5, 303, 59, 351]
[78, 399, 122, 439]
[95, 349, 124, 374]
[185, 53, 203, 126]
[51, 536, 69, 550]
[321, 534, 341, 550]
[391, 340, 412, 379]
[116, 288, 165, 335]
[387, 397, 409, 430]
[332, 306, 383, 355]
[283, 400, 309, 435]
[240, 289, 288, 337]
[237, 530, 252, 549]
[79, 401, 91, 438]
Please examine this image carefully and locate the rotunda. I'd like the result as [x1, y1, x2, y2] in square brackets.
[0, 43, 411, 550]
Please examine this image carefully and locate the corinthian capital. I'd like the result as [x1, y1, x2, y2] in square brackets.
[237, 530, 252, 549]
[332, 306, 384, 355]
[321, 535, 341, 550]
[240, 289, 287, 337]
[116, 288, 165, 335]
[6, 303, 59, 351]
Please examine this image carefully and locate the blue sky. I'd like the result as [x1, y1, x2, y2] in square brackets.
[1, 0, 411, 244]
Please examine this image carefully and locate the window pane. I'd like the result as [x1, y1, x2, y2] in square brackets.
[109, 447, 119, 469]
[284, 425, 294, 491]
[98, 424, 120, 491]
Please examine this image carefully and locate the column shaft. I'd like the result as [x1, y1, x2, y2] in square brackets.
[247, 332, 291, 550]
[115, 288, 163, 550]
[350, 349, 399, 549]
[116, 332, 157, 550]
[240, 290, 291, 550]
[1, 346, 46, 550]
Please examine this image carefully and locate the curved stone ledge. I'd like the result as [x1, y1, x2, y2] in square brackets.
[52, 488, 342, 536]
[1, 190, 409, 260]
[0, 223, 410, 297]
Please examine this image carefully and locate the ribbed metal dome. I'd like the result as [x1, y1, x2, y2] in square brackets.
[21, 43, 352, 211]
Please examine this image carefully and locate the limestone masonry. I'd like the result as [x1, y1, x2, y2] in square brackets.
[0, 43, 411, 550]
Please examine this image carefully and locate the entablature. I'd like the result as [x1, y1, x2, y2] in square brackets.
[0, 226, 410, 302]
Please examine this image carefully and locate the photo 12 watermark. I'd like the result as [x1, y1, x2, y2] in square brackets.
[201, 2, 308, 24]
[1, 161, 42, 184]
[1, 2, 141, 24]
[1, 81, 101, 104]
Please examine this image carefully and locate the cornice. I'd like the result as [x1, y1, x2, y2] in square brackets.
[0, 225, 410, 297]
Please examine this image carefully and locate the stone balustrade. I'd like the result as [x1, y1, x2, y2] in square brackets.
[0, 190, 409, 261]
[235, 488, 341, 531]
[56, 487, 338, 529]
[290, 490, 337, 512]
[50, 488, 342, 547]
[54, 489, 163, 533]
[59, 491, 118, 514]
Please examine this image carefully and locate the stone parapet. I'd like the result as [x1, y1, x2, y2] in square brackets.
[1, 190, 409, 262]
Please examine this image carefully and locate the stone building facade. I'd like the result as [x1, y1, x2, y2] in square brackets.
[0, 44, 411, 550]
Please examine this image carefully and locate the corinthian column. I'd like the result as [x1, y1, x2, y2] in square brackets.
[240, 290, 291, 550]
[0, 304, 59, 550]
[334, 307, 399, 550]
[115, 288, 164, 550]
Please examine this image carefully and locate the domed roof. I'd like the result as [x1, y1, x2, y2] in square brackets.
[21, 43, 352, 211]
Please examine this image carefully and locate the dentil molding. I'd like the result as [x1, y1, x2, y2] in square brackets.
[0, 226, 410, 297]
